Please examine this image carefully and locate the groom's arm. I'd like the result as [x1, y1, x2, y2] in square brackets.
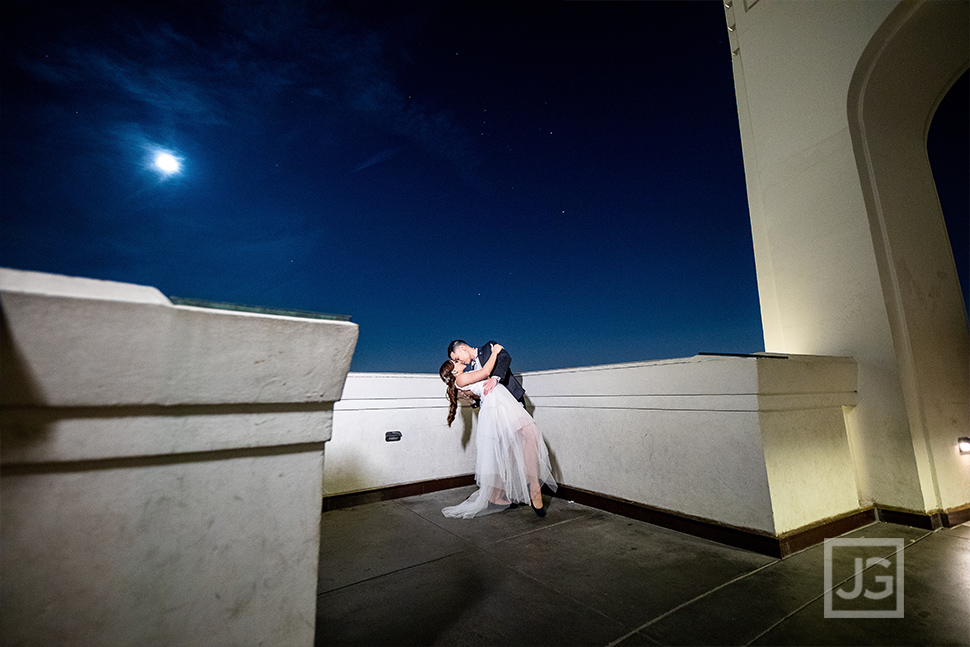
[491, 349, 512, 379]
[480, 342, 510, 396]
[482, 341, 512, 379]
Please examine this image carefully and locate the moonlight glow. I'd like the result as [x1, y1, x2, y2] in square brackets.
[154, 152, 180, 174]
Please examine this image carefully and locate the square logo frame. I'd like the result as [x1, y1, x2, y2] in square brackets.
[823, 537, 904, 619]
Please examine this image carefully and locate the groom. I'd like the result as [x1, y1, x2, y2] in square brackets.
[447, 339, 526, 405]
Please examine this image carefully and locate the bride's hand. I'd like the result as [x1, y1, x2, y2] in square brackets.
[491, 343, 503, 354]
[483, 377, 498, 396]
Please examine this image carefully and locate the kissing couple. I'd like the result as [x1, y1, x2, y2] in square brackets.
[439, 339, 557, 519]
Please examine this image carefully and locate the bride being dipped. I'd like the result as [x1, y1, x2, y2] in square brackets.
[438, 343, 557, 519]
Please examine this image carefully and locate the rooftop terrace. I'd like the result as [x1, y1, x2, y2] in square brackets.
[2, 266, 966, 646]
[316, 486, 970, 646]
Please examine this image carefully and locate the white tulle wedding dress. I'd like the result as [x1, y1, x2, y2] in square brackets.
[442, 380, 557, 519]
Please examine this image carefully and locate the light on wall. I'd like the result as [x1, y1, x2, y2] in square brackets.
[959, 437, 970, 454]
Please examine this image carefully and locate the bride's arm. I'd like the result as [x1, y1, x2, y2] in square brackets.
[454, 344, 504, 387]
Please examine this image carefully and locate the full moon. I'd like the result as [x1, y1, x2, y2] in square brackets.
[154, 152, 180, 174]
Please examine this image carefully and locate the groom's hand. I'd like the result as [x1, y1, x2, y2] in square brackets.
[483, 377, 498, 396]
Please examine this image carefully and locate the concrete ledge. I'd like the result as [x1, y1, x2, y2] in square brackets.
[1, 268, 358, 407]
[0, 268, 358, 647]
[1, 404, 334, 464]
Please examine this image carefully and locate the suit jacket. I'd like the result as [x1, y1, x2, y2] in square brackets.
[477, 341, 525, 402]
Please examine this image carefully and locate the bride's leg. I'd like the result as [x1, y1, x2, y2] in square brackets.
[522, 423, 544, 509]
[486, 475, 511, 505]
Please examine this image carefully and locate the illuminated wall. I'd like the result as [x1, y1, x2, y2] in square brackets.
[725, 0, 969, 517]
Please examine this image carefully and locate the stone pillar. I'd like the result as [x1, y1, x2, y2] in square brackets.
[724, 0, 969, 519]
[1, 268, 358, 647]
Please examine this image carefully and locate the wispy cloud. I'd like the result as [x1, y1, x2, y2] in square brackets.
[13, 2, 302, 125]
[353, 147, 401, 173]
[328, 26, 483, 184]
[10, 0, 482, 184]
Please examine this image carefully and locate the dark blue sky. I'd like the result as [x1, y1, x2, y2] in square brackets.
[1, 1, 964, 372]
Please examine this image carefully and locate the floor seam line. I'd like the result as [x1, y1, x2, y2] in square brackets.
[483, 511, 594, 546]
[612, 526, 936, 646]
[607, 558, 779, 646]
[469, 542, 633, 631]
[391, 499, 484, 548]
[316, 548, 468, 597]
[318, 498, 479, 596]
[740, 531, 933, 646]
[389, 498, 625, 626]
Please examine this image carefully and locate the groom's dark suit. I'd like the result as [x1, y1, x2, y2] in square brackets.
[477, 341, 525, 403]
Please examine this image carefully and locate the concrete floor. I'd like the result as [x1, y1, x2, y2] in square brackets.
[316, 486, 970, 646]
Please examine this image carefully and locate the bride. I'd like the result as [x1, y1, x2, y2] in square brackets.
[438, 343, 557, 519]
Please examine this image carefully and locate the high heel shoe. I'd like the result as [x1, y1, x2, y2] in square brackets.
[528, 485, 546, 517]
[531, 500, 546, 517]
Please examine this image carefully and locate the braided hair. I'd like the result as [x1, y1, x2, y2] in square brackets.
[439, 359, 479, 426]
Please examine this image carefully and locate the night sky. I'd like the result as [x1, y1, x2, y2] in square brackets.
[2, 1, 966, 373]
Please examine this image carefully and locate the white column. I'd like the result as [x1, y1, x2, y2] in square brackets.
[1, 268, 358, 647]
[725, 0, 969, 514]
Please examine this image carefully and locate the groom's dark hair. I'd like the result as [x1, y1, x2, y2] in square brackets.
[447, 339, 468, 356]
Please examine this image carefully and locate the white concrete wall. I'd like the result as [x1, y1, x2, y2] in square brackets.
[327, 373, 476, 496]
[755, 356, 860, 534]
[846, 0, 970, 517]
[0, 268, 358, 647]
[725, 0, 969, 515]
[327, 354, 859, 536]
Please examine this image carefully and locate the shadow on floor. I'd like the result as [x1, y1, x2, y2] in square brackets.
[316, 486, 970, 646]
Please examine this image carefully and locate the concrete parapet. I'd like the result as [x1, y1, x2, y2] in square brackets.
[0, 268, 358, 647]
[327, 354, 860, 540]
[526, 354, 859, 536]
